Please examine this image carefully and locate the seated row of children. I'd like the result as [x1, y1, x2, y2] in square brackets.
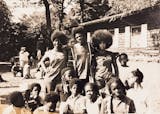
[3, 64, 146, 114]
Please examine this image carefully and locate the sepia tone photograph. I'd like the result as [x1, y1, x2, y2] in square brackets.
[0, 0, 160, 114]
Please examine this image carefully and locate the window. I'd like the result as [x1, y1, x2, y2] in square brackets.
[131, 26, 141, 36]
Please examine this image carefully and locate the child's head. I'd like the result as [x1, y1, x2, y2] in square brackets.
[21, 47, 26, 52]
[108, 77, 126, 98]
[73, 26, 87, 44]
[9, 91, 25, 107]
[92, 29, 113, 50]
[126, 69, 144, 88]
[51, 30, 68, 48]
[44, 57, 50, 67]
[61, 67, 75, 81]
[119, 53, 129, 67]
[44, 92, 60, 112]
[85, 83, 99, 102]
[30, 83, 41, 97]
[69, 78, 82, 95]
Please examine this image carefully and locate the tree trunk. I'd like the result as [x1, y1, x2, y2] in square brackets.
[42, 0, 51, 34]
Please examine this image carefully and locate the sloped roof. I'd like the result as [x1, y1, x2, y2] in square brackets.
[79, 4, 160, 27]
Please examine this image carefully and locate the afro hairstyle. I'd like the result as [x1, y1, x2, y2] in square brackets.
[92, 29, 113, 49]
[51, 30, 68, 45]
[9, 91, 25, 107]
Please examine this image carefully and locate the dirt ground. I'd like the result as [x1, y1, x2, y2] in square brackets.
[0, 61, 160, 113]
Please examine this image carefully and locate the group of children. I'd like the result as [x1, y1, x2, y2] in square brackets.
[11, 47, 31, 79]
[3, 29, 147, 114]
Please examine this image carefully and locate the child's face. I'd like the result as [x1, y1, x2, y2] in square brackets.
[110, 82, 124, 97]
[85, 85, 93, 99]
[120, 59, 128, 66]
[64, 70, 73, 81]
[99, 42, 106, 50]
[75, 33, 85, 44]
[44, 60, 50, 67]
[31, 86, 39, 97]
[127, 73, 137, 88]
[53, 39, 62, 48]
[71, 84, 78, 95]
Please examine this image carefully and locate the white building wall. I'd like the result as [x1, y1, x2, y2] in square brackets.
[141, 24, 148, 47]
[111, 28, 119, 48]
[125, 26, 131, 48]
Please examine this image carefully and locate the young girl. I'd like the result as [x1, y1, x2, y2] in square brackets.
[100, 77, 136, 114]
[39, 30, 68, 93]
[92, 29, 119, 83]
[84, 82, 102, 114]
[125, 69, 148, 114]
[25, 83, 42, 112]
[62, 78, 86, 114]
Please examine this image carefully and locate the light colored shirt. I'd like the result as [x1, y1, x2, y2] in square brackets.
[127, 87, 148, 114]
[19, 51, 29, 67]
[73, 43, 89, 79]
[100, 95, 136, 114]
[65, 94, 86, 114]
[40, 49, 66, 81]
[85, 96, 102, 114]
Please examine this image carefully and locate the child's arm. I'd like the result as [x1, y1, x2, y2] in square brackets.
[112, 53, 119, 77]
[38, 54, 48, 73]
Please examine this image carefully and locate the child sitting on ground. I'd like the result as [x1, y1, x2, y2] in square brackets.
[25, 83, 43, 112]
[11, 62, 22, 77]
[34, 92, 59, 114]
[2, 91, 29, 114]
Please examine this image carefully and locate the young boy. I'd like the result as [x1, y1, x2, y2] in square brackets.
[118, 53, 129, 67]
[84, 82, 102, 114]
[72, 28, 90, 86]
[61, 78, 86, 114]
[118, 53, 131, 84]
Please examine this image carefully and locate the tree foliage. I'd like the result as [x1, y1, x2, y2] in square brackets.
[107, 0, 159, 15]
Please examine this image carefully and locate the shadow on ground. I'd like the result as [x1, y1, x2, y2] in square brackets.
[0, 62, 11, 73]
